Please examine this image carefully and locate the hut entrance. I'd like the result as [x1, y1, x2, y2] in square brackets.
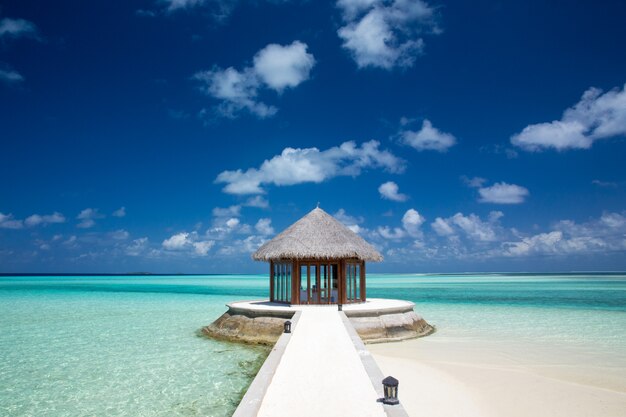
[299, 262, 339, 304]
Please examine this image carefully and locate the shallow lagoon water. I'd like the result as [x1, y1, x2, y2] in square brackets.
[1, 273, 625, 416]
[0, 276, 268, 417]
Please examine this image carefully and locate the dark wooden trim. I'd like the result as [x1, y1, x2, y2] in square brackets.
[360, 261, 366, 302]
[339, 259, 346, 304]
[305, 265, 310, 304]
[291, 260, 299, 305]
[267, 257, 368, 305]
[269, 260, 274, 302]
[316, 264, 321, 304]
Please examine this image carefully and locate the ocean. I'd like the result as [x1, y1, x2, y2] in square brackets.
[1, 273, 625, 416]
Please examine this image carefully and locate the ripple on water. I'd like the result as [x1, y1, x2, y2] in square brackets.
[1, 273, 625, 416]
[0, 289, 268, 417]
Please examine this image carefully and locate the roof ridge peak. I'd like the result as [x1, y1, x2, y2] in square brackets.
[252, 207, 383, 262]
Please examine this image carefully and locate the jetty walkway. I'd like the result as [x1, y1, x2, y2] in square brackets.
[233, 307, 409, 417]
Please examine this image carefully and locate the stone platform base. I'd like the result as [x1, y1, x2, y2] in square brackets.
[202, 298, 434, 345]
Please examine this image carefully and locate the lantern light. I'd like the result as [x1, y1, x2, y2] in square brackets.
[284, 320, 292, 334]
[382, 376, 399, 405]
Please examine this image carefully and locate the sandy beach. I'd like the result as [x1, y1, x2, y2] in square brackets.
[369, 333, 626, 417]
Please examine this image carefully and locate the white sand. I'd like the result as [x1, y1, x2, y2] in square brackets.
[369, 334, 626, 417]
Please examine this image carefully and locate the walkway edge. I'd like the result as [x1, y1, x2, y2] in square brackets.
[232, 311, 302, 417]
[339, 312, 410, 417]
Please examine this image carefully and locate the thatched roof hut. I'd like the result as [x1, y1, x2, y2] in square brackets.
[253, 207, 382, 305]
[252, 207, 383, 262]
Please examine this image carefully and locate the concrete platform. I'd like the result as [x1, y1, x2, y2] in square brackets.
[234, 309, 410, 417]
[203, 298, 434, 345]
[228, 298, 417, 315]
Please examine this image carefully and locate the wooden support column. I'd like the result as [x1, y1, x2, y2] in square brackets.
[360, 261, 366, 302]
[306, 265, 311, 304]
[339, 259, 346, 304]
[316, 264, 321, 304]
[269, 260, 274, 302]
[291, 260, 299, 305]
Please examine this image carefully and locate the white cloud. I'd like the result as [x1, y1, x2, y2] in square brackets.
[112, 207, 126, 217]
[161, 0, 207, 11]
[461, 175, 487, 188]
[24, 212, 66, 227]
[503, 231, 607, 256]
[334, 209, 363, 226]
[218, 235, 267, 256]
[511, 83, 626, 151]
[0, 69, 24, 85]
[253, 41, 316, 92]
[338, 10, 415, 69]
[162, 232, 191, 250]
[370, 208, 425, 242]
[500, 212, 623, 257]
[334, 209, 364, 234]
[511, 120, 589, 151]
[212, 205, 241, 217]
[216, 140, 404, 194]
[193, 240, 214, 256]
[402, 209, 424, 237]
[110, 229, 130, 240]
[0, 18, 39, 40]
[194, 41, 315, 118]
[337, 0, 439, 70]
[337, 0, 380, 19]
[451, 212, 500, 242]
[244, 196, 269, 208]
[126, 237, 149, 256]
[206, 206, 253, 240]
[478, 182, 529, 204]
[77, 208, 103, 229]
[377, 226, 406, 239]
[401, 119, 456, 152]
[194, 67, 274, 118]
[502, 231, 565, 256]
[157, 0, 238, 21]
[372, 209, 625, 262]
[378, 181, 408, 202]
[255, 218, 274, 235]
[599, 212, 625, 229]
[431, 217, 454, 236]
[0, 212, 23, 229]
[161, 231, 215, 255]
[430, 212, 503, 242]
[226, 218, 240, 228]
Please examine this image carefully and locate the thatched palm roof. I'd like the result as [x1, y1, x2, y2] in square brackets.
[252, 207, 383, 262]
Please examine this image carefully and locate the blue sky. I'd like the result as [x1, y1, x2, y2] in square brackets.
[1, 0, 625, 273]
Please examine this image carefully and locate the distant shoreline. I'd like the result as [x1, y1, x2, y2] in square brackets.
[1, 271, 625, 277]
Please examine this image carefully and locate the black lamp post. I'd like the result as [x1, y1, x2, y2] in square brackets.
[382, 376, 399, 405]
[284, 320, 292, 333]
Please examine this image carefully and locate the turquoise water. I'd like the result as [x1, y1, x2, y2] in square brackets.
[368, 274, 626, 357]
[1, 273, 626, 416]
